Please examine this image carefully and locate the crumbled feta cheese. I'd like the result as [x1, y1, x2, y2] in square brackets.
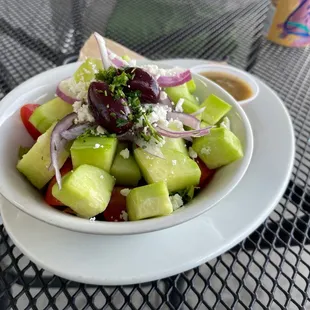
[139, 65, 183, 79]
[175, 98, 184, 112]
[147, 105, 169, 126]
[73, 101, 95, 124]
[201, 147, 211, 155]
[135, 136, 166, 158]
[220, 117, 231, 130]
[120, 210, 128, 221]
[96, 126, 106, 135]
[170, 194, 184, 211]
[89, 217, 96, 222]
[172, 160, 177, 166]
[189, 147, 198, 159]
[90, 62, 99, 73]
[120, 188, 131, 197]
[62, 78, 88, 101]
[160, 91, 168, 100]
[129, 59, 137, 66]
[120, 148, 130, 159]
[93, 143, 101, 149]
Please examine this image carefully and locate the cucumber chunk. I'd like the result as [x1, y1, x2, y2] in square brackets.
[220, 116, 230, 130]
[192, 127, 243, 169]
[52, 164, 115, 218]
[200, 121, 212, 128]
[162, 122, 188, 155]
[134, 148, 201, 192]
[165, 84, 199, 114]
[126, 181, 173, 221]
[110, 142, 141, 186]
[73, 58, 103, 84]
[122, 55, 131, 62]
[29, 97, 73, 133]
[17, 123, 70, 189]
[200, 94, 232, 125]
[186, 79, 196, 93]
[71, 136, 118, 173]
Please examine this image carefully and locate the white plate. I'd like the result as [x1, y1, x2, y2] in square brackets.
[0, 59, 295, 285]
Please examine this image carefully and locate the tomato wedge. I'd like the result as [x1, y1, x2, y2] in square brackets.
[101, 187, 129, 222]
[20, 104, 41, 140]
[44, 160, 73, 206]
[196, 158, 216, 188]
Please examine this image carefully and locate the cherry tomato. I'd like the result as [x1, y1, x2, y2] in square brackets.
[20, 104, 41, 140]
[44, 160, 73, 206]
[101, 187, 129, 222]
[196, 158, 216, 188]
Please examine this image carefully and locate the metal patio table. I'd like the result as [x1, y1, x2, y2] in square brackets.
[0, 1, 309, 309]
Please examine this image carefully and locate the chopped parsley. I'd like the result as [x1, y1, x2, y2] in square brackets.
[174, 186, 198, 204]
[95, 67, 118, 85]
[116, 118, 129, 128]
[142, 114, 162, 142]
[79, 128, 104, 138]
[78, 128, 117, 139]
[18, 146, 30, 159]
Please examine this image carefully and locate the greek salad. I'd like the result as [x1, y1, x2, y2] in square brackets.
[17, 32, 243, 222]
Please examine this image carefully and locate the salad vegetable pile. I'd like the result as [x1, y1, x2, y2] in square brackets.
[17, 32, 243, 222]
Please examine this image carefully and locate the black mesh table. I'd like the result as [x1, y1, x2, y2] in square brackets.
[0, 0, 309, 309]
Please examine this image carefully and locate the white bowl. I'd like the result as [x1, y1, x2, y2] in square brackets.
[0, 61, 253, 235]
[190, 64, 259, 105]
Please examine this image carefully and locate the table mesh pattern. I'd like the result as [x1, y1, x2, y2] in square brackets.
[0, 0, 309, 309]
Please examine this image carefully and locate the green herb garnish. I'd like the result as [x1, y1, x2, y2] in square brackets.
[95, 67, 118, 84]
[18, 146, 30, 159]
[174, 186, 197, 204]
[79, 128, 104, 138]
[116, 118, 129, 128]
[142, 114, 162, 142]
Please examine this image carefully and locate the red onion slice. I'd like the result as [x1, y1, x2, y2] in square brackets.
[167, 112, 200, 130]
[157, 70, 192, 88]
[61, 123, 93, 140]
[155, 125, 212, 138]
[107, 50, 128, 68]
[50, 113, 77, 189]
[94, 32, 111, 69]
[56, 78, 79, 104]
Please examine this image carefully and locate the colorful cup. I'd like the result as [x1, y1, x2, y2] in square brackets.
[267, 0, 310, 47]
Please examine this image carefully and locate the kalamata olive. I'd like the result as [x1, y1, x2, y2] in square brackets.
[125, 67, 160, 103]
[88, 82, 133, 134]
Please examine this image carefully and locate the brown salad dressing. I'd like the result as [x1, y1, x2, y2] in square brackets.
[201, 72, 253, 101]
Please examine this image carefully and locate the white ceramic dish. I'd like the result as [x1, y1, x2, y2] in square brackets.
[0, 61, 295, 285]
[191, 64, 259, 105]
[0, 60, 253, 235]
